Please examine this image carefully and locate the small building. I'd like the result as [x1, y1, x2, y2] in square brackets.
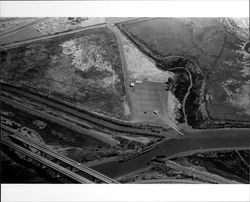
[129, 82, 135, 87]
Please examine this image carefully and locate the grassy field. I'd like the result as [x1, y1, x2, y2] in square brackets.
[1, 27, 130, 120]
[121, 18, 250, 126]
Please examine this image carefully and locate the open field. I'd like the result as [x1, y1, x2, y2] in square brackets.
[1, 26, 130, 120]
[120, 18, 250, 128]
[0, 18, 39, 37]
[116, 24, 178, 126]
[0, 17, 105, 45]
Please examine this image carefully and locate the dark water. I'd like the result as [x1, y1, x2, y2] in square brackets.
[2, 128, 249, 182]
[91, 129, 250, 178]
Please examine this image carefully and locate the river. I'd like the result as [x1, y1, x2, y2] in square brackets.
[91, 128, 250, 178]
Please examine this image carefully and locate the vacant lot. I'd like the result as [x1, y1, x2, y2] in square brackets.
[122, 18, 250, 125]
[118, 27, 177, 126]
[1, 27, 130, 120]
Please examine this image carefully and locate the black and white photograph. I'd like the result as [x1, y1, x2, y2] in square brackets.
[0, 1, 249, 202]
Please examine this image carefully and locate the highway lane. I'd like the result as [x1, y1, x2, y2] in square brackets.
[2, 138, 94, 184]
[132, 179, 205, 184]
[2, 125, 119, 184]
[2, 86, 250, 180]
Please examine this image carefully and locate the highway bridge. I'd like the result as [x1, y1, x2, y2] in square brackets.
[1, 124, 119, 184]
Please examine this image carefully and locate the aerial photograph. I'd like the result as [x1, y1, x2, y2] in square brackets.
[0, 17, 249, 184]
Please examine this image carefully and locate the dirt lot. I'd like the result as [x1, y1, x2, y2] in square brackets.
[121, 18, 250, 126]
[129, 81, 169, 124]
[1, 27, 130, 120]
[118, 27, 178, 126]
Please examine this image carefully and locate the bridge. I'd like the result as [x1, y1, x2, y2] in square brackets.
[1, 124, 119, 184]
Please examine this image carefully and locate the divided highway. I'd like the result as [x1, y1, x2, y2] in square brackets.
[1, 124, 119, 184]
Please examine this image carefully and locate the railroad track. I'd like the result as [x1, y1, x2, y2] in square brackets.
[1, 82, 181, 137]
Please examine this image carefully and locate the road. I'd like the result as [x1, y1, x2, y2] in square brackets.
[132, 179, 205, 184]
[3, 84, 249, 180]
[1, 84, 172, 137]
[164, 160, 239, 184]
[0, 22, 106, 49]
[1, 95, 120, 146]
[107, 22, 133, 122]
[1, 19, 250, 181]
[2, 125, 119, 184]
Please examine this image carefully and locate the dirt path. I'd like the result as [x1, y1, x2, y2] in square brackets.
[107, 22, 133, 120]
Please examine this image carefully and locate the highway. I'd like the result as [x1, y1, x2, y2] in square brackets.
[1, 125, 119, 184]
[1, 19, 249, 182]
[2, 138, 93, 184]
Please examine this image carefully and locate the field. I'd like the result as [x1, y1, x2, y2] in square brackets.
[0, 17, 105, 45]
[0, 18, 38, 37]
[118, 25, 178, 126]
[1, 26, 130, 120]
[129, 81, 169, 124]
[121, 18, 250, 127]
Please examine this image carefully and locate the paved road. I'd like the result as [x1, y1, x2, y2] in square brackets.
[2, 125, 119, 184]
[0, 23, 107, 49]
[132, 179, 205, 184]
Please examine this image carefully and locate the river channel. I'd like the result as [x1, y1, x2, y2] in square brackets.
[91, 128, 250, 178]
